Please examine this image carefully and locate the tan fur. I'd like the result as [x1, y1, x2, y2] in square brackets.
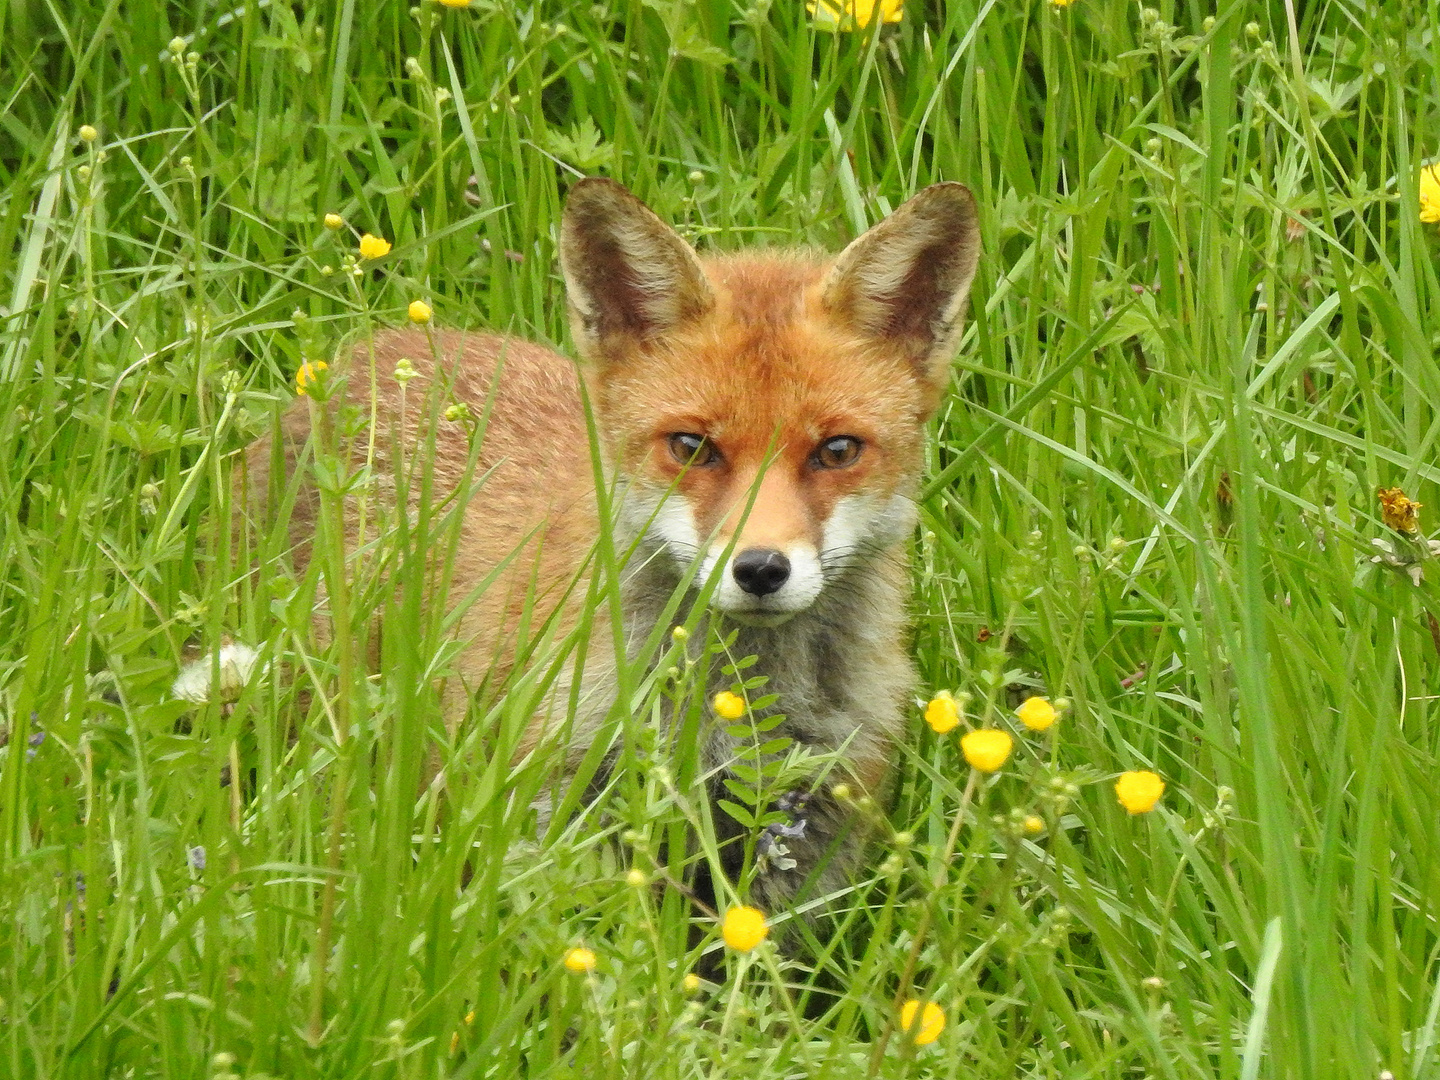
[239, 179, 980, 912]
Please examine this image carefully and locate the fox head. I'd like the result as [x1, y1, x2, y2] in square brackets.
[559, 178, 980, 625]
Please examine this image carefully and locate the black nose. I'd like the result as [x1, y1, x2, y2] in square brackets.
[732, 548, 791, 596]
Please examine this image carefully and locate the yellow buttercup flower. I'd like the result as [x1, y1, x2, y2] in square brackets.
[323, 212, 344, 230]
[408, 300, 433, 324]
[721, 905, 768, 952]
[563, 946, 596, 973]
[1420, 164, 1440, 224]
[1050, 0, 1077, 7]
[682, 973, 702, 994]
[437, 0, 471, 7]
[899, 999, 945, 1045]
[1016, 696, 1058, 731]
[713, 690, 746, 720]
[960, 729, 1012, 773]
[1378, 486, 1421, 534]
[295, 361, 328, 396]
[1115, 770, 1165, 814]
[924, 691, 959, 734]
[1022, 814, 1045, 836]
[358, 233, 392, 260]
[448, 1008, 476, 1054]
[807, 0, 902, 31]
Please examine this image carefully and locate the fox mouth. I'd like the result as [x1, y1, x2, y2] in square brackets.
[713, 603, 805, 628]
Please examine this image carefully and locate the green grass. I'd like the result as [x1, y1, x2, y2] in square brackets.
[4, 0, 1440, 1076]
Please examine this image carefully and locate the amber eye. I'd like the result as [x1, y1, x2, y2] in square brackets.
[812, 436, 863, 469]
[668, 432, 719, 466]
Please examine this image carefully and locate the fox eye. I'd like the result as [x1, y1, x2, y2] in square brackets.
[668, 432, 720, 467]
[812, 436, 863, 469]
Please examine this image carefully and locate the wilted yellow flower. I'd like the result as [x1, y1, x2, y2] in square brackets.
[1016, 696, 1058, 732]
[713, 690, 745, 720]
[1420, 164, 1440, 224]
[358, 233, 392, 259]
[323, 212, 344, 230]
[899, 999, 945, 1045]
[960, 729, 1012, 773]
[807, 0, 902, 31]
[295, 361, 328, 396]
[408, 299, 433, 324]
[721, 905, 768, 952]
[1022, 814, 1045, 836]
[1378, 487, 1421, 534]
[924, 691, 959, 734]
[1115, 770, 1165, 814]
[563, 947, 596, 973]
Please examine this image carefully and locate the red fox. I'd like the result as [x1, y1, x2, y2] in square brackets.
[241, 178, 980, 911]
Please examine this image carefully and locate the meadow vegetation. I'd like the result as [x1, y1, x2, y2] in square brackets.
[3, 0, 1440, 1076]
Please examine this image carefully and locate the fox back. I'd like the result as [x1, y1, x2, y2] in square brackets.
[240, 178, 980, 911]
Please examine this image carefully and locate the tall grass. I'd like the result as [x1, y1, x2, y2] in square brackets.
[3, 0, 1439, 1076]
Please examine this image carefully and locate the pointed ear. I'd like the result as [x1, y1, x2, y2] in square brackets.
[559, 178, 715, 360]
[819, 182, 981, 388]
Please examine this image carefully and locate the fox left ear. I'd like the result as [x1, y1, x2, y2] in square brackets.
[820, 183, 981, 392]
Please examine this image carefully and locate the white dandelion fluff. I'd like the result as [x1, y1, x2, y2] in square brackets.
[171, 642, 265, 704]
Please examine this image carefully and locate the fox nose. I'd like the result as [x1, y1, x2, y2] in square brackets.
[731, 548, 791, 596]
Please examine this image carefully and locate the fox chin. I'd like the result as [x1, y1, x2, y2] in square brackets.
[240, 176, 980, 914]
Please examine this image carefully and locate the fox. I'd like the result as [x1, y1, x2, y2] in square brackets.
[239, 177, 980, 913]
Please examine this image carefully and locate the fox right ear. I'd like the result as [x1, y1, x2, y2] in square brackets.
[560, 178, 715, 360]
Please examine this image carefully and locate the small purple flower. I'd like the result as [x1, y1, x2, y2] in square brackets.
[770, 819, 807, 840]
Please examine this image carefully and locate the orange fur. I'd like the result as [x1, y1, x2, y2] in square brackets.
[240, 178, 981, 911]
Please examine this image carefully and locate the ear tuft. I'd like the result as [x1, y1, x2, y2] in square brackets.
[559, 178, 714, 360]
[820, 183, 981, 387]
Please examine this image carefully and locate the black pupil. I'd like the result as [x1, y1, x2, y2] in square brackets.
[674, 434, 708, 461]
